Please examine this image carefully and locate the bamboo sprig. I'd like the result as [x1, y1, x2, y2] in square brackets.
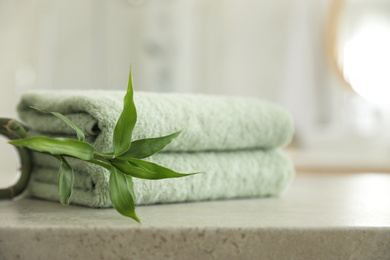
[2, 68, 197, 222]
[0, 119, 32, 199]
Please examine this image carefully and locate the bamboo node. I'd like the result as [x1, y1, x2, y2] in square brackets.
[3, 119, 16, 134]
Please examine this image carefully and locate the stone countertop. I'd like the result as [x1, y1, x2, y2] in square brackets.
[1, 173, 390, 259]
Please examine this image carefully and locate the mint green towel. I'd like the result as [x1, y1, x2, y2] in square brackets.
[17, 91, 294, 152]
[17, 91, 295, 207]
[30, 149, 294, 207]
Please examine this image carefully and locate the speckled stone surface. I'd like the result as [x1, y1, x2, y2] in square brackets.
[1, 173, 390, 259]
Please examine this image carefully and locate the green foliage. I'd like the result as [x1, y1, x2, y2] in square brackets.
[120, 130, 183, 159]
[57, 156, 74, 206]
[113, 69, 137, 156]
[113, 158, 197, 180]
[109, 165, 139, 222]
[30, 106, 85, 142]
[9, 137, 94, 161]
[8, 68, 197, 222]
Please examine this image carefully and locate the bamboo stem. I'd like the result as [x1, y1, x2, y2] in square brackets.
[0, 118, 32, 199]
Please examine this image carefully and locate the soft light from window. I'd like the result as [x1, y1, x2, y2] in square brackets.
[343, 23, 390, 106]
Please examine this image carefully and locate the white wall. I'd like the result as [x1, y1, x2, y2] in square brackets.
[0, 0, 334, 95]
[0, 0, 342, 183]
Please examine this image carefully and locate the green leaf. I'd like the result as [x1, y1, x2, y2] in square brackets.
[109, 165, 140, 222]
[30, 106, 85, 142]
[113, 68, 137, 156]
[112, 158, 198, 180]
[9, 136, 94, 161]
[57, 156, 74, 205]
[121, 129, 183, 159]
[87, 159, 111, 170]
[125, 174, 136, 203]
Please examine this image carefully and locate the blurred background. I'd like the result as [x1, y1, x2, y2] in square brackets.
[1, 0, 390, 185]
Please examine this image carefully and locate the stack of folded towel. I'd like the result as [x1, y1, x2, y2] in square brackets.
[17, 91, 295, 208]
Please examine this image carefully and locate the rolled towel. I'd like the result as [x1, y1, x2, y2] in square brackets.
[17, 91, 295, 207]
[17, 91, 294, 152]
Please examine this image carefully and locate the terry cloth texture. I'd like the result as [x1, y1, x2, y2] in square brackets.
[17, 91, 295, 207]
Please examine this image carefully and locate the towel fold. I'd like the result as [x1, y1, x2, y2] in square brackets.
[17, 90, 295, 207]
[17, 91, 294, 152]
